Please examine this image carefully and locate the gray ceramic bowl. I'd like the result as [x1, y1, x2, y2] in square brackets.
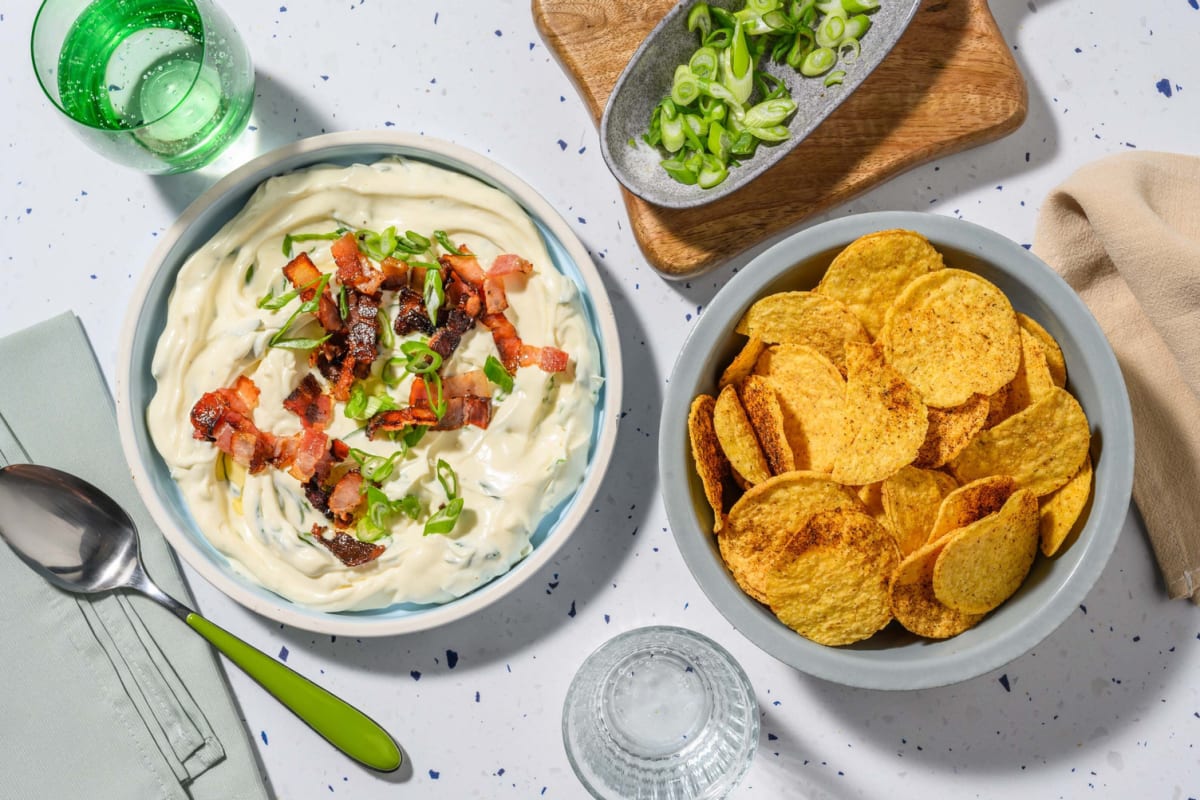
[659, 212, 1134, 690]
[115, 131, 622, 636]
[600, 0, 921, 209]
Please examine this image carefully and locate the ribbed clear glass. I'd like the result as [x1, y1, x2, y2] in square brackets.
[562, 626, 759, 800]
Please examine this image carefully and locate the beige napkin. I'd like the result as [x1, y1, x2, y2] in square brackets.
[1033, 151, 1200, 602]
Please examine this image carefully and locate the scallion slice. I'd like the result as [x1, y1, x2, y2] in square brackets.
[484, 354, 514, 394]
[423, 497, 464, 536]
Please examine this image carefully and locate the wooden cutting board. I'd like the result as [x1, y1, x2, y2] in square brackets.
[533, 0, 1026, 279]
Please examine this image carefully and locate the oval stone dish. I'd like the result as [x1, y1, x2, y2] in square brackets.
[600, 0, 922, 209]
[116, 131, 623, 637]
[659, 211, 1134, 690]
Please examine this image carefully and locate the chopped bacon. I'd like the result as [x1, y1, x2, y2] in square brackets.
[365, 406, 440, 440]
[379, 257, 410, 291]
[190, 378, 276, 473]
[344, 290, 380, 365]
[311, 524, 384, 567]
[228, 375, 261, 413]
[283, 373, 332, 430]
[445, 273, 483, 318]
[432, 396, 492, 431]
[282, 252, 324, 302]
[328, 470, 365, 527]
[303, 476, 332, 517]
[331, 232, 385, 295]
[429, 307, 475, 360]
[316, 292, 343, 332]
[393, 287, 435, 336]
[409, 370, 491, 406]
[288, 427, 338, 483]
[480, 312, 569, 374]
[440, 249, 486, 288]
[481, 276, 508, 316]
[488, 253, 534, 277]
[529, 345, 570, 373]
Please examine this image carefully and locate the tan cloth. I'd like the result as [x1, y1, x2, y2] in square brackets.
[1033, 151, 1200, 602]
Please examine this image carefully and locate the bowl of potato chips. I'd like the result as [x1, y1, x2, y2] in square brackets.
[660, 212, 1133, 690]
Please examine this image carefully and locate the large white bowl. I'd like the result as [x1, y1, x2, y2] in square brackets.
[660, 212, 1134, 690]
[116, 131, 622, 636]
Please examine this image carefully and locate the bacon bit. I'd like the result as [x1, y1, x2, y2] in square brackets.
[288, 427, 337, 483]
[303, 477, 332, 517]
[229, 375, 261, 413]
[365, 406, 440, 440]
[409, 370, 491, 406]
[488, 253, 534, 277]
[190, 378, 276, 473]
[440, 250, 486, 288]
[282, 252, 324, 302]
[433, 396, 492, 431]
[445, 273, 483, 318]
[393, 287, 435, 336]
[429, 307, 475, 360]
[311, 524, 384, 567]
[328, 469, 365, 527]
[283, 373, 333, 430]
[331, 232, 385, 295]
[344, 290, 380, 365]
[480, 312, 569, 374]
[481, 276, 508, 316]
[379, 257, 409, 291]
[316, 291, 343, 332]
[528, 345, 570, 373]
[330, 438, 350, 462]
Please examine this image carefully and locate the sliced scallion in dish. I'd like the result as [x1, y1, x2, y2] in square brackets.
[642, 0, 882, 189]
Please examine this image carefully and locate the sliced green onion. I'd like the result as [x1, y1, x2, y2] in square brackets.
[423, 373, 447, 419]
[244, 262, 256, 284]
[433, 230, 457, 253]
[337, 284, 349, 319]
[661, 113, 686, 153]
[377, 306, 394, 349]
[423, 496, 464, 536]
[743, 97, 797, 128]
[282, 229, 345, 258]
[843, 13, 871, 40]
[815, 14, 845, 48]
[349, 447, 406, 483]
[841, 0, 878, 12]
[671, 65, 701, 106]
[687, 2, 712, 38]
[761, 9, 792, 31]
[838, 36, 861, 63]
[746, 124, 791, 142]
[435, 458, 459, 500]
[400, 340, 443, 374]
[403, 426, 427, 448]
[379, 226, 398, 258]
[723, 22, 754, 104]
[800, 46, 837, 76]
[689, 46, 720, 80]
[345, 382, 368, 418]
[484, 354, 514, 394]
[824, 69, 847, 86]
[405, 230, 431, 250]
[697, 154, 729, 189]
[424, 268, 444, 326]
[708, 120, 732, 162]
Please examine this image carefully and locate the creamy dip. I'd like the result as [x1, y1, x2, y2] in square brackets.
[148, 159, 601, 611]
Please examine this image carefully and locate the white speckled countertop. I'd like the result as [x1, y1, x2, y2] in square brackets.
[3, 1, 1198, 798]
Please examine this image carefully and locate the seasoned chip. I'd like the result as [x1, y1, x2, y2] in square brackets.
[754, 344, 847, 473]
[816, 229, 945, 338]
[914, 394, 989, 468]
[857, 481, 890, 531]
[950, 387, 1090, 496]
[718, 335, 767, 390]
[1006, 329, 1056, 417]
[927, 475, 1017, 545]
[1040, 455, 1093, 556]
[713, 384, 771, 486]
[1017, 312, 1067, 388]
[831, 342, 928, 485]
[688, 395, 730, 533]
[985, 383, 1012, 429]
[734, 291, 868, 372]
[740, 375, 795, 475]
[932, 489, 1039, 614]
[883, 466, 956, 556]
[766, 509, 900, 646]
[889, 538, 984, 639]
[720, 471, 863, 602]
[879, 269, 1021, 408]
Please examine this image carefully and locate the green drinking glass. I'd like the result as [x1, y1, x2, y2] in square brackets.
[32, 0, 255, 174]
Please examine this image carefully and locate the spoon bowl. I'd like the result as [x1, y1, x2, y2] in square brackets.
[599, 0, 922, 209]
[0, 463, 403, 773]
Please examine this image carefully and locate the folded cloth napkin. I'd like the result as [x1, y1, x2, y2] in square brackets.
[1033, 151, 1200, 602]
[0, 313, 269, 800]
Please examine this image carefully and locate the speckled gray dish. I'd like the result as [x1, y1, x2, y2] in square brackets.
[600, 0, 921, 209]
[115, 131, 623, 637]
[660, 212, 1134, 690]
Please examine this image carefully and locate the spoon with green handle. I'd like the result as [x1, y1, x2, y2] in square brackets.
[0, 463, 402, 773]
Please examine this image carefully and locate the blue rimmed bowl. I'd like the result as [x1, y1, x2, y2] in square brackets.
[116, 131, 622, 636]
[660, 211, 1134, 690]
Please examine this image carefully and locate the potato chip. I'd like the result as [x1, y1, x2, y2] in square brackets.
[755, 344, 847, 472]
[883, 466, 956, 556]
[1017, 312, 1067, 388]
[950, 386, 1090, 496]
[713, 384, 771, 486]
[880, 269, 1021, 408]
[1040, 455, 1093, 556]
[985, 383, 1012, 429]
[739, 375, 795, 475]
[932, 489, 1039, 614]
[889, 538, 984, 639]
[718, 335, 767, 390]
[1005, 329, 1056, 417]
[720, 471, 863, 602]
[830, 342, 928, 485]
[927, 475, 1017, 545]
[766, 509, 900, 646]
[857, 481, 890, 531]
[688, 395, 730, 533]
[816, 229, 945, 338]
[734, 291, 868, 372]
[914, 393, 989, 468]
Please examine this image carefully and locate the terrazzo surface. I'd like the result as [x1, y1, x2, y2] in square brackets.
[2, 1, 1198, 797]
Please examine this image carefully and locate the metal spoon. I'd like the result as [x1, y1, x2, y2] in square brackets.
[0, 463, 402, 773]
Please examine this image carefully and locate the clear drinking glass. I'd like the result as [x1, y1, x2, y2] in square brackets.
[562, 626, 760, 800]
[31, 0, 254, 174]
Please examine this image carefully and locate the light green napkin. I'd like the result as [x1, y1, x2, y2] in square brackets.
[0, 313, 269, 800]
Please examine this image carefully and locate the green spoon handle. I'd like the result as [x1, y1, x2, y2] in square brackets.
[185, 612, 402, 772]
